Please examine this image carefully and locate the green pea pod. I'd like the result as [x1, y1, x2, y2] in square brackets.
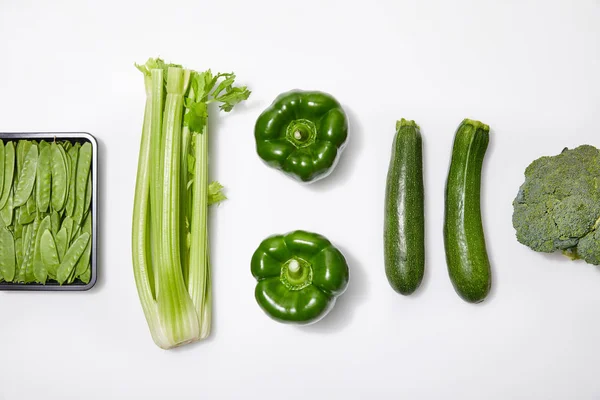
[50, 211, 61, 235]
[18, 205, 35, 225]
[61, 216, 74, 244]
[32, 216, 52, 283]
[75, 213, 92, 278]
[16, 140, 32, 178]
[17, 220, 35, 283]
[73, 142, 92, 225]
[0, 140, 4, 199]
[15, 237, 23, 267]
[61, 141, 72, 152]
[40, 229, 60, 278]
[38, 140, 50, 152]
[24, 217, 40, 283]
[26, 190, 36, 215]
[83, 172, 92, 221]
[0, 189, 13, 227]
[51, 142, 68, 212]
[0, 226, 16, 282]
[13, 144, 38, 207]
[18, 204, 35, 225]
[36, 146, 52, 213]
[55, 227, 68, 261]
[65, 144, 79, 217]
[0, 141, 15, 210]
[56, 232, 90, 284]
[80, 267, 91, 284]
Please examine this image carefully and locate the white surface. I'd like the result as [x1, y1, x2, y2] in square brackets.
[1, 1, 599, 399]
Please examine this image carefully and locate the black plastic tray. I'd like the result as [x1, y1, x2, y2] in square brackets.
[0, 132, 98, 291]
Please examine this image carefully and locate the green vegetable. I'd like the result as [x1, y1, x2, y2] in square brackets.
[384, 119, 425, 295]
[0, 139, 93, 285]
[254, 90, 348, 183]
[73, 142, 92, 224]
[0, 142, 15, 209]
[36, 145, 52, 212]
[13, 144, 38, 207]
[132, 58, 249, 349]
[40, 229, 60, 277]
[251, 230, 349, 324]
[0, 227, 16, 282]
[513, 145, 600, 265]
[444, 119, 492, 303]
[56, 232, 89, 284]
[50, 142, 67, 212]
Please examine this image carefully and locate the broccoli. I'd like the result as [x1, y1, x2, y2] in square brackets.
[512, 145, 600, 265]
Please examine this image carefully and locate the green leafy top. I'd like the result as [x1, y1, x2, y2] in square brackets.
[184, 70, 251, 134]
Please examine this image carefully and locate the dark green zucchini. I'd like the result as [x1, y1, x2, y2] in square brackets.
[384, 119, 424, 295]
[444, 119, 491, 303]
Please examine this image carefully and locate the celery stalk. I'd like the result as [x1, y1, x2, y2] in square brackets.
[132, 58, 250, 349]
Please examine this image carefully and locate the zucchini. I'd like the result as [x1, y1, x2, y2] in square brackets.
[444, 119, 491, 303]
[384, 119, 425, 295]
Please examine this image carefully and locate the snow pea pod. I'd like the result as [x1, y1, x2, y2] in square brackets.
[0, 141, 15, 209]
[83, 173, 92, 220]
[61, 216, 74, 244]
[13, 144, 38, 207]
[75, 213, 92, 278]
[40, 229, 60, 278]
[18, 204, 35, 225]
[0, 189, 13, 227]
[50, 211, 60, 235]
[0, 226, 16, 282]
[55, 227, 68, 261]
[65, 144, 79, 217]
[32, 216, 52, 283]
[0, 140, 4, 199]
[23, 217, 40, 283]
[50, 142, 68, 212]
[16, 140, 32, 178]
[15, 237, 23, 268]
[73, 142, 92, 225]
[56, 232, 89, 284]
[36, 146, 52, 213]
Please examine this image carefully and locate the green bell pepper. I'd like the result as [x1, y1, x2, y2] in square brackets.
[251, 230, 349, 324]
[254, 90, 348, 183]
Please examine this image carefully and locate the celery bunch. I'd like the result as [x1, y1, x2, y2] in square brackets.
[132, 58, 249, 349]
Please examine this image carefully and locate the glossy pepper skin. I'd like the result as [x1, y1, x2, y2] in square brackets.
[251, 230, 349, 324]
[254, 90, 348, 183]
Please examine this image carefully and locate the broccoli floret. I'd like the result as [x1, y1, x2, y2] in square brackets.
[512, 145, 600, 265]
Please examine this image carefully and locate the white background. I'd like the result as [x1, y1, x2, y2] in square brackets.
[1, 0, 599, 399]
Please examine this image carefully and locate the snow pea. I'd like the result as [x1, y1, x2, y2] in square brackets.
[65, 144, 79, 217]
[0, 141, 15, 209]
[16, 140, 32, 178]
[75, 213, 92, 278]
[32, 216, 52, 283]
[13, 144, 38, 207]
[55, 227, 68, 261]
[36, 146, 52, 213]
[0, 189, 13, 227]
[73, 142, 92, 225]
[50, 142, 67, 212]
[84, 173, 92, 221]
[50, 211, 60, 235]
[15, 237, 23, 268]
[40, 229, 60, 278]
[61, 216, 74, 244]
[0, 140, 4, 199]
[56, 232, 89, 284]
[0, 226, 16, 282]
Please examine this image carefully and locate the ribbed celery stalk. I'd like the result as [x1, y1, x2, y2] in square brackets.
[132, 58, 250, 349]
